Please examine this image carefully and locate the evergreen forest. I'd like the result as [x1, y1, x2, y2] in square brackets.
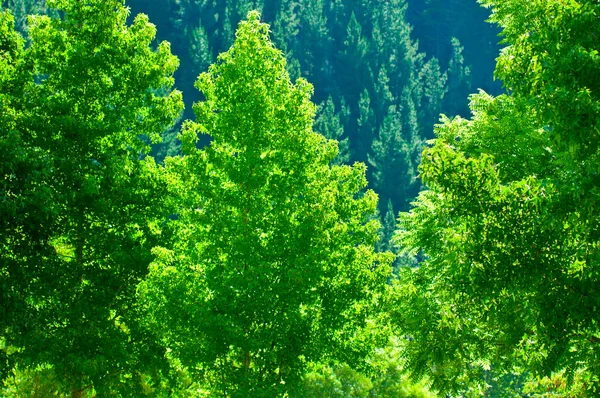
[0, 0, 598, 396]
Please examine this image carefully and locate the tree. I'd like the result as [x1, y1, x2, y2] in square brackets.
[377, 199, 396, 254]
[187, 21, 213, 87]
[337, 12, 369, 112]
[2, 0, 51, 36]
[314, 95, 350, 165]
[0, 9, 43, 382]
[444, 37, 471, 117]
[355, 88, 375, 164]
[140, 11, 392, 396]
[369, 105, 415, 212]
[373, 65, 394, 126]
[293, 337, 436, 398]
[394, 0, 600, 394]
[0, 1, 183, 395]
[419, 56, 447, 138]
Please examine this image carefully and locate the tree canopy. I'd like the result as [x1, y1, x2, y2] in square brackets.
[1, 0, 183, 395]
[11, 0, 597, 396]
[139, 12, 393, 396]
[395, 0, 600, 394]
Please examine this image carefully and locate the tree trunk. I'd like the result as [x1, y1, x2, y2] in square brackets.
[71, 387, 84, 398]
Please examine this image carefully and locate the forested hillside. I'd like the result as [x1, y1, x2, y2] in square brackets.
[3, 0, 598, 397]
[2, 0, 503, 244]
[124, 0, 501, 216]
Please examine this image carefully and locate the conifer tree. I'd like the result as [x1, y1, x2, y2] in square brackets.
[355, 88, 376, 165]
[314, 95, 350, 165]
[419, 57, 447, 136]
[374, 65, 394, 126]
[444, 37, 471, 117]
[338, 12, 369, 109]
[188, 22, 212, 78]
[294, 0, 329, 86]
[369, 105, 414, 211]
[378, 199, 396, 254]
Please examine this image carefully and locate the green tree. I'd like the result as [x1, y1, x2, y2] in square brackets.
[0, 9, 43, 382]
[140, 11, 392, 396]
[395, 0, 600, 394]
[378, 199, 396, 254]
[373, 65, 394, 126]
[293, 337, 436, 398]
[189, 23, 212, 81]
[419, 57, 447, 138]
[0, 1, 183, 395]
[2, 0, 50, 36]
[338, 12, 369, 111]
[369, 105, 415, 212]
[444, 37, 471, 117]
[314, 95, 350, 165]
[355, 88, 375, 164]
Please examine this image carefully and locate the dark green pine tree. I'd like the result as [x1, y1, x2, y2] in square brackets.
[355, 88, 375, 165]
[444, 37, 472, 117]
[338, 11, 369, 111]
[271, 0, 298, 54]
[314, 95, 350, 165]
[182, 19, 213, 118]
[410, 0, 452, 62]
[325, 0, 348, 54]
[419, 56, 447, 137]
[378, 199, 396, 254]
[219, 6, 235, 53]
[188, 22, 212, 75]
[271, 0, 301, 81]
[371, 0, 422, 98]
[293, 0, 330, 100]
[407, 0, 501, 96]
[373, 65, 394, 127]
[399, 86, 420, 147]
[368, 105, 415, 212]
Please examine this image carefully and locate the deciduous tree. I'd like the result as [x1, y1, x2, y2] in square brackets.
[395, 0, 600, 394]
[140, 12, 392, 396]
[0, 1, 183, 394]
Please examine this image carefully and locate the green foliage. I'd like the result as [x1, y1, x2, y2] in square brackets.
[294, 338, 436, 398]
[369, 105, 415, 212]
[395, 0, 600, 394]
[0, 1, 183, 394]
[2, 0, 52, 36]
[124, 0, 498, 220]
[2, 365, 62, 397]
[140, 11, 392, 396]
[298, 363, 374, 398]
[356, 88, 375, 164]
[444, 37, 471, 117]
[378, 199, 396, 254]
[419, 57, 447, 137]
[408, 0, 502, 101]
[314, 95, 350, 165]
[0, 0, 507, 395]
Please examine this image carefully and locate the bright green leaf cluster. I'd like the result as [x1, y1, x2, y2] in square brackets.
[395, 0, 600, 395]
[139, 11, 393, 397]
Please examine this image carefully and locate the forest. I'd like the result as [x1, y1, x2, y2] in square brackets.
[0, 0, 598, 396]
